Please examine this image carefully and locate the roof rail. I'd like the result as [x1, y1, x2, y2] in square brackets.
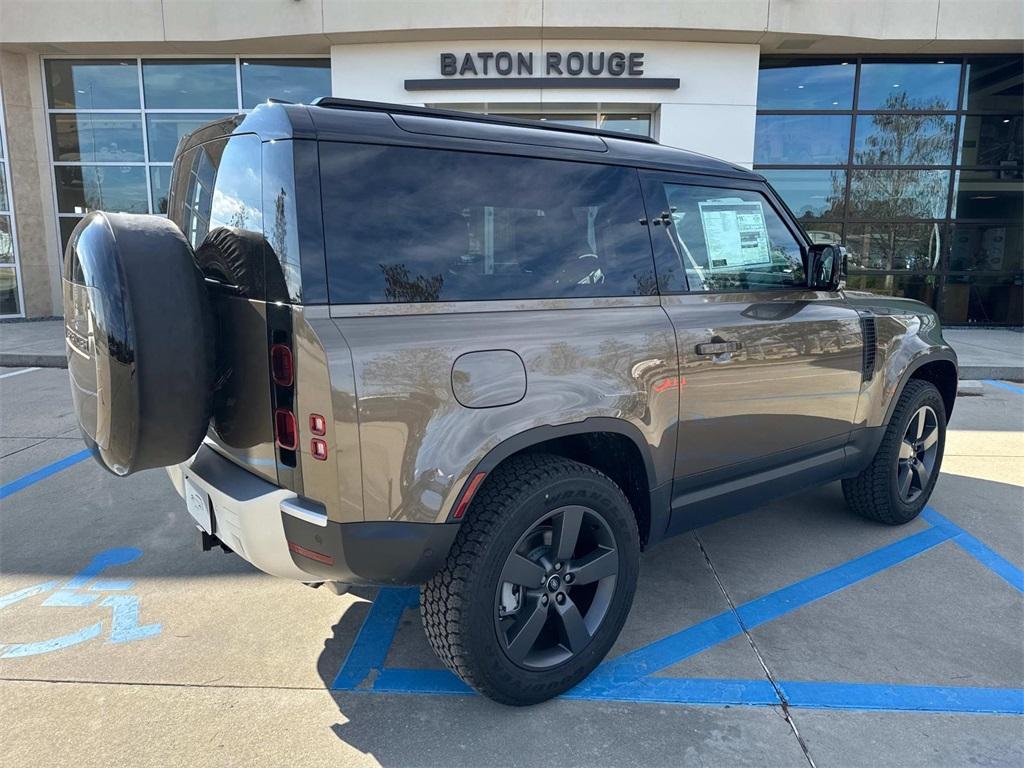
[308, 97, 659, 144]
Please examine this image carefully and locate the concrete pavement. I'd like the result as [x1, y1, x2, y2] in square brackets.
[1, 367, 1022, 767]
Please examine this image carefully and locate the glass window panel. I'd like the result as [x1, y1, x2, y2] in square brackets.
[209, 135, 263, 233]
[320, 143, 657, 302]
[659, 184, 806, 291]
[55, 165, 148, 214]
[240, 58, 330, 108]
[848, 169, 950, 218]
[45, 59, 140, 109]
[142, 59, 237, 109]
[0, 215, 14, 264]
[853, 114, 955, 165]
[958, 115, 1023, 168]
[0, 267, 20, 316]
[0, 167, 7, 212]
[59, 216, 83, 253]
[146, 112, 231, 162]
[858, 62, 961, 111]
[941, 273, 1022, 325]
[963, 56, 1024, 113]
[599, 114, 651, 136]
[804, 222, 844, 246]
[760, 169, 847, 221]
[150, 166, 172, 214]
[755, 115, 851, 165]
[50, 113, 144, 162]
[949, 224, 1023, 272]
[845, 223, 944, 271]
[757, 59, 855, 109]
[952, 170, 1024, 220]
[846, 273, 940, 308]
[172, 144, 219, 248]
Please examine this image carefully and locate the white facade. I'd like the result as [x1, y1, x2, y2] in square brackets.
[331, 40, 761, 167]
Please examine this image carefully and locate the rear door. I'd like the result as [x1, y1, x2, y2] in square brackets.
[639, 173, 864, 515]
[168, 134, 279, 483]
[318, 141, 681, 529]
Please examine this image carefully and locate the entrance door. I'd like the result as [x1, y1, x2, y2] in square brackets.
[640, 173, 864, 526]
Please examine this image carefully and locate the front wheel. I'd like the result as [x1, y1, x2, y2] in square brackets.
[843, 379, 947, 525]
[420, 453, 640, 705]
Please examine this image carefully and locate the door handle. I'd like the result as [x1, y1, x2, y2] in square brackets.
[695, 340, 742, 356]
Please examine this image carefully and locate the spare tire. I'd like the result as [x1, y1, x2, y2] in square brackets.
[62, 211, 213, 476]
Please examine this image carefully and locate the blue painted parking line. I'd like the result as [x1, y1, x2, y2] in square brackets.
[984, 379, 1024, 395]
[332, 587, 416, 689]
[332, 507, 1023, 715]
[923, 509, 1024, 593]
[778, 680, 1024, 715]
[568, 678, 1023, 715]
[0, 448, 91, 501]
[578, 524, 952, 692]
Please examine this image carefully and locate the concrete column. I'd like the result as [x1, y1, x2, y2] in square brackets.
[0, 51, 61, 318]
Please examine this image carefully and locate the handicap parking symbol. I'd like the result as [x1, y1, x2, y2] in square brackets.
[0, 547, 162, 658]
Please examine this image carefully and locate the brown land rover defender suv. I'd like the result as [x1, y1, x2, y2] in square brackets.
[63, 99, 957, 705]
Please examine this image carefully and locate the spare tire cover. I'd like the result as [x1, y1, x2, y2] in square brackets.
[62, 211, 213, 475]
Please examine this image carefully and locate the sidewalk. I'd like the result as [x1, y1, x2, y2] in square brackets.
[1, 318, 1021, 380]
[0, 319, 65, 368]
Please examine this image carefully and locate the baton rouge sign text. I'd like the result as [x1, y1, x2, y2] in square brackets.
[440, 51, 646, 77]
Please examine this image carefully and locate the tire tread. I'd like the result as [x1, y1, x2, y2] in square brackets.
[420, 452, 637, 705]
[842, 379, 944, 524]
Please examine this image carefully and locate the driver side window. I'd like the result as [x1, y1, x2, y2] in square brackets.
[660, 184, 805, 292]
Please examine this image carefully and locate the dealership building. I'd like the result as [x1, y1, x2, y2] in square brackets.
[0, 0, 1021, 324]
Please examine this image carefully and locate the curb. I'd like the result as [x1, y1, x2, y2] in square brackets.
[0, 353, 67, 369]
[958, 365, 1024, 383]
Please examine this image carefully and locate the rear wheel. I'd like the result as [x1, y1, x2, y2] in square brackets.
[420, 453, 639, 705]
[843, 379, 947, 524]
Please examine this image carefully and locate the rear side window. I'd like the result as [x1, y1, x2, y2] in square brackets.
[169, 134, 262, 250]
[657, 184, 805, 292]
[320, 143, 657, 303]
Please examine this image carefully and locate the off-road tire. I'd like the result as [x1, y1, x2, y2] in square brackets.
[420, 453, 640, 706]
[843, 379, 947, 525]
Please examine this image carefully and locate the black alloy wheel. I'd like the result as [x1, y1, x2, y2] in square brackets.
[897, 404, 940, 503]
[494, 504, 618, 669]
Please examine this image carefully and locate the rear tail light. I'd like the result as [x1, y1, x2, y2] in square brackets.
[274, 408, 298, 450]
[270, 344, 293, 386]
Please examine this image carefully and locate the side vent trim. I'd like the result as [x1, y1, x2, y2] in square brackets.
[861, 317, 877, 382]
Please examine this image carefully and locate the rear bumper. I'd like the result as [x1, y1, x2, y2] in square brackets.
[167, 445, 458, 585]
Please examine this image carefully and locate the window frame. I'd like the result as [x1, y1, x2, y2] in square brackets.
[41, 54, 330, 254]
[638, 170, 812, 296]
[754, 54, 1024, 325]
[0, 87, 25, 318]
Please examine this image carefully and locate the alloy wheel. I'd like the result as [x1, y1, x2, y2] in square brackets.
[494, 505, 618, 670]
[897, 404, 939, 503]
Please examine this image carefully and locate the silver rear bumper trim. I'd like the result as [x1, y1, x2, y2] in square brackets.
[281, 497, 329, 527]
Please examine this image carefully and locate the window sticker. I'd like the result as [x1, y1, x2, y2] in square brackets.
[698, 199, 771, 271]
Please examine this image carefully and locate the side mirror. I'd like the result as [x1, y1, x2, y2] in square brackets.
[807, 244, 845, 291]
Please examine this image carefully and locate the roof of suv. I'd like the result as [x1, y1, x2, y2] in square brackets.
[179, 98, 759, 181]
